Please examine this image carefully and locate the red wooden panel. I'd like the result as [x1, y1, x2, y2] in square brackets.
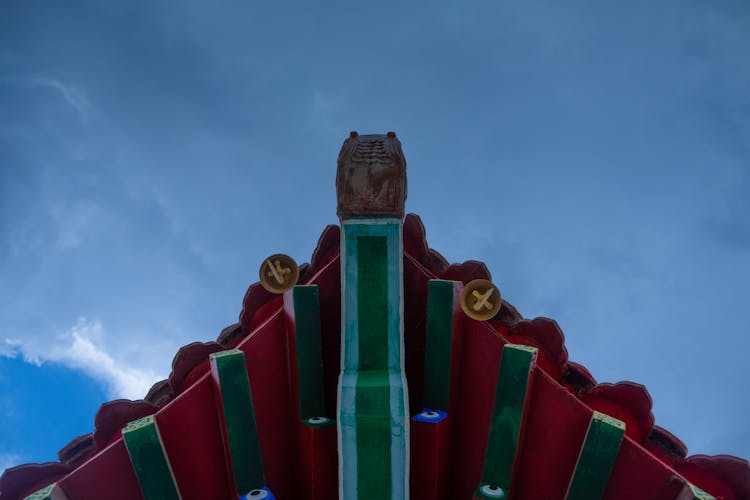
[310, 255, 341, 419]
[284, 256, 339, 500]
[448, 320, 506, 499]
[604, 437, 677, 499]
[155, 375, 230, 500]
[0, 463, 73, 500]
[238, 311, 300, 499]
[404, 254, 434, 412]
[298, 423, 338, 500]
[410, 416, 451, 500]
[512, 371, 592, 500]
[58, 439, 142, 500]
[282, 292, 302, 425]
[408, 265, 465, 500]
[676, 455, 749, 500]
[581, 382, 654, 444]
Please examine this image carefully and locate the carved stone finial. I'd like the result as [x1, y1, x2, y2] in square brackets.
[336, 132, 407, 219]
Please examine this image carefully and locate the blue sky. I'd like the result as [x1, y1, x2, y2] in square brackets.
[1, 0, 749, 472]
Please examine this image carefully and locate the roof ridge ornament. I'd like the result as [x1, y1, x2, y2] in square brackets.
[336, 131, 407, 219]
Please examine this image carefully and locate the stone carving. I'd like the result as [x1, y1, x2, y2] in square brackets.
[336, 131, 407, 218]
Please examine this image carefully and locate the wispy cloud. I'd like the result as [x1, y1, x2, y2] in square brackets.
[2, 319, 161, 400]
[0, 75, 92, 121]
[50, 201, 100, 250]
[0, 341, 16, 359]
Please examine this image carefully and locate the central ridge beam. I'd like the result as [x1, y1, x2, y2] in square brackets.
[338, 219, 409, 500]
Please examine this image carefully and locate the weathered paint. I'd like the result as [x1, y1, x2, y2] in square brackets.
[338, 218, 409, 500]
[122, 416, 181, 500]
[423, 279, 461, 411]
[565, 411, 626, 500]
[477, 344, 538, 497]
[210, 349, 265, 495]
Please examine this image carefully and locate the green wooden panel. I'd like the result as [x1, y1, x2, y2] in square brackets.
[356, 371, 392, 499]
[687, 484, 716, 500]
[566, 411, 626, 500]
[424, 279, 459, 411]
[122, 416, 180, 500]
[291, 285, 326, 420]
[355, 235, 392, 498]
[210, 349, 264, 494]
[339, 219, 408, 500]
[480, 344, 538, 495]
[357, 236, 389, 371]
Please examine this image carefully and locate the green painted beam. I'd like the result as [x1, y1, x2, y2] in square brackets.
[210, 349, 264, 494]
[476, 344, 538, 497]
[339, 219, 408, 500]
[423, 279, 461, 411]
[357, 236, 389, 371]
[686, 484, 716, 500]
[286, 285, 327, 421]
[356, 370, 392, 498]
[354, 235, 392, 497]
[122, 416, 181, 500]
[24, 483, 67, 500]
[565, 411, 626, 500]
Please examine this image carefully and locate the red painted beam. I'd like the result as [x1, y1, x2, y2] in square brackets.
[58, 440, 142, 500]
[512, 371, 592, 499]
[155, 375, 230, 500]
[604, 437, 683, 499]
[237, 311, 300, 500]
[298, 421, 338, 500]
[449, 320, 506, 499]
[411, 411, 450, 500]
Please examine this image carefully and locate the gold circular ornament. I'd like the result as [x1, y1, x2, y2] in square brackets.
[460, 279, 502, 321]
[259, 254, 299, 294]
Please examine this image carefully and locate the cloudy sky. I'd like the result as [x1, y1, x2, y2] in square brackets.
[1, 0, 749, 471]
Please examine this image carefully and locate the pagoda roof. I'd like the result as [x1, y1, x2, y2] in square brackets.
[2, 214, 749, 500]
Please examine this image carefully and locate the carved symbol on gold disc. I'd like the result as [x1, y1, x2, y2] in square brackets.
[460, 279, 502, 321]
[258, 254, 299, 294]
